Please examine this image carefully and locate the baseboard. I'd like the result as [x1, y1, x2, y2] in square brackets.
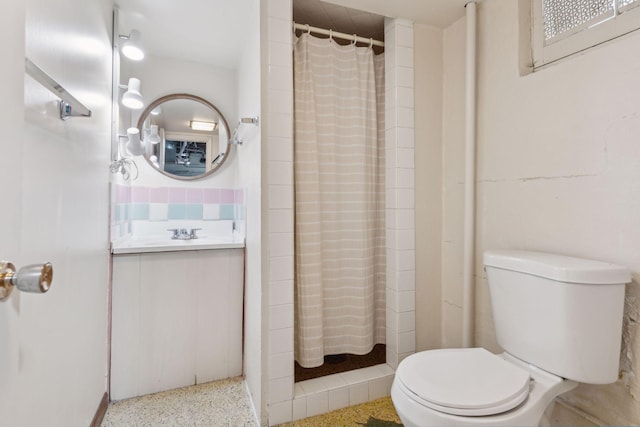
[90, 392, 109, 427]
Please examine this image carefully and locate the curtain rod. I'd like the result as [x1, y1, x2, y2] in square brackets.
[293, 22, 384, 47]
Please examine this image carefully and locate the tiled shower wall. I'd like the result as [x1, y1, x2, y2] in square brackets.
[264, 0, 416, 423]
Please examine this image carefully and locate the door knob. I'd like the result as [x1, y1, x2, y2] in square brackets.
[0, 261, 53, 300]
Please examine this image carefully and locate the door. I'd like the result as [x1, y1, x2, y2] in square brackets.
[0, 0, 113, 425]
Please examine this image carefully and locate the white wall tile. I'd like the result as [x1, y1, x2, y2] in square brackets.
[397, 66, 414, 88]
[396, 24, 414, 48]
[397, 269, 415, 291]
[270, 376, 294, 403]
[396, 46, 414, 68]
[269, 352, 294, 380]
[268, 112, 293, 139]
[268, 89, 294, 115]
[267, 136, 293, 162]
[269, 208, 293, 233]
[268, 0, 290, 19]
[398, 331, 416, 354]
[328, 387, 350, 411]
[348, 382, 369, 405]
[395, 209, 415, 230]
[269, 232, 293, 257]
[269, 400, 292, 425]
[398, 311, 415, 333]
[397, 86, 415, 108]
[397, 148, 415, 170]
[398, 290, 415, 313]
[397, 127, 415, 148]
[269, 303, 293, 330]
[397, 249, 415, 271]
[269, 65, 294, 92]
[268, 18, 291, 43]
[368, 377, 389, 400]
[269, 41, 293, 68]
[397, 107, 415, 128]
[269, 185, 293, 209]
[269, 328, 294, 355]
[292, 396, 307, 421]
[397, 189, 415, 209]
[269, 161, 293, 185]
[306, 391, 329, 417]
[270, 255, 294, 281]
[270, 280, 294, 306]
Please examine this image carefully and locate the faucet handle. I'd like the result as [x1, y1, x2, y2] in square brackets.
[189, 228, 202, 239]
[167, 228, 180, 239]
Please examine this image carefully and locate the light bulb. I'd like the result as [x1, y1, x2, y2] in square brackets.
[121, 30, 144, 61]
[122, 78, 144, 110]
[148, 124, 161, 144]
[125, 127, 144, 156]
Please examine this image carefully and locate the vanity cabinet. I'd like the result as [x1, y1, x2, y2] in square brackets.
[111, 248, 244, 400]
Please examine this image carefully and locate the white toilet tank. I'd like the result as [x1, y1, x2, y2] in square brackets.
[484, 250, 630, 384]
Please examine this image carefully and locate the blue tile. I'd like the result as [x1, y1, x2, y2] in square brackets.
[219, 204, 235, 220]
[167, 203, 186, 220]
[114, 205, 122, 222]
[132, 203, 150, 220]
[186, 204, 203, 220]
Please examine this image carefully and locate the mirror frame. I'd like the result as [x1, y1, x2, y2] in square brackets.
[136, 93, 232, 181]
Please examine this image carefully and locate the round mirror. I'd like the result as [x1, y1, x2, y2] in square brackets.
[136, 94, 231, 180]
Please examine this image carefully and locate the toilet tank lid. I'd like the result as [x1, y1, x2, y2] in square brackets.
[484, 250, 631, 285]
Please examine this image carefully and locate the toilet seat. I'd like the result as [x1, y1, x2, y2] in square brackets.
[396, 348, 531, 417]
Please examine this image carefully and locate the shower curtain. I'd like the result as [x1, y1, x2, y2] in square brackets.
[293, 33, 386, 368]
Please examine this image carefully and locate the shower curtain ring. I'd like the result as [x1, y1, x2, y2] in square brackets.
[352, 34, 357, 45]
[369, 38, 373, 48]
[329, 29, 333, 41]
[306, 24, 310, 34]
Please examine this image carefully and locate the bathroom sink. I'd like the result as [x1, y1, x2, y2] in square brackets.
[111, 235, 245, 254]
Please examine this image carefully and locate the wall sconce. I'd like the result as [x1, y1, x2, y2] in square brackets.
[147, 124, 161, 144]
[120, 29, 145, 61]
[190, 120, 217, 131]
[120, 77, 144, 110]
[118, 127, 143, 156]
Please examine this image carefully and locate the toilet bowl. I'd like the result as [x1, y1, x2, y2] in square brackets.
[391, 348, 578, 427]
[392, 250, 631, 427]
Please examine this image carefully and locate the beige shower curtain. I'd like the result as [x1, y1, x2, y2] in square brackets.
[294, 33, 385, 368]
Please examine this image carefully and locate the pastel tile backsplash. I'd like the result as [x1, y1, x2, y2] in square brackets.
[113, 184, 244, 237]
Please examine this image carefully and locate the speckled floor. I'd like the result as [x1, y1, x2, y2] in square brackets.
[278, 397, 402, 427]
[101, 377, 257, 427]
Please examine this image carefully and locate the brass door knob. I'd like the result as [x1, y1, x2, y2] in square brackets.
[0, 261, 53, 300]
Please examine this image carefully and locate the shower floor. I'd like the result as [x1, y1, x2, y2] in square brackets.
[295, 344, 386, 382]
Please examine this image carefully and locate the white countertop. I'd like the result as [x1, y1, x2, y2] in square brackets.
[111, 234, 245, 254]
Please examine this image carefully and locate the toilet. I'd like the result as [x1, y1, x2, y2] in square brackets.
[391, 250, 631, 427]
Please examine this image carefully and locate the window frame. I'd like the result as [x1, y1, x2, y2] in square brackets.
[532, 0, 640, 68]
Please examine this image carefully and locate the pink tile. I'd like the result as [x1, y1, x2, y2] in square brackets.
[203, 189, 219, 204]
[187, 188, 203, 203]
[234, 189, 244, 204]
[220, 189, 234, 204]
[168, 187, 186, 203]
[131, 186, 149, 203]
[149, 187, 168, 203]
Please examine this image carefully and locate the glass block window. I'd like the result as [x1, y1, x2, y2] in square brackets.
[532, 0, 640, 67]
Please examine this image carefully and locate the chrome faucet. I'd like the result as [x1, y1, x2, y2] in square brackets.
[168, 228, 201, 240]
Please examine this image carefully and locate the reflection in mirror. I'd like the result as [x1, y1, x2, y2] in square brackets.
[137, 94, 230, 180]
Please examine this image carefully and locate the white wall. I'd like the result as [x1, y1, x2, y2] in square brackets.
[441, 1, 640, 423]
[440, 15, 466, 349]
[0, 0, 112, 425]
[413, 23, 443, 352]
[235, 0, 264, 423]
[124, 54, 239, 188]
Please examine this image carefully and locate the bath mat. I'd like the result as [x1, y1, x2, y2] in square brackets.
[278, 397, 402, 427]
